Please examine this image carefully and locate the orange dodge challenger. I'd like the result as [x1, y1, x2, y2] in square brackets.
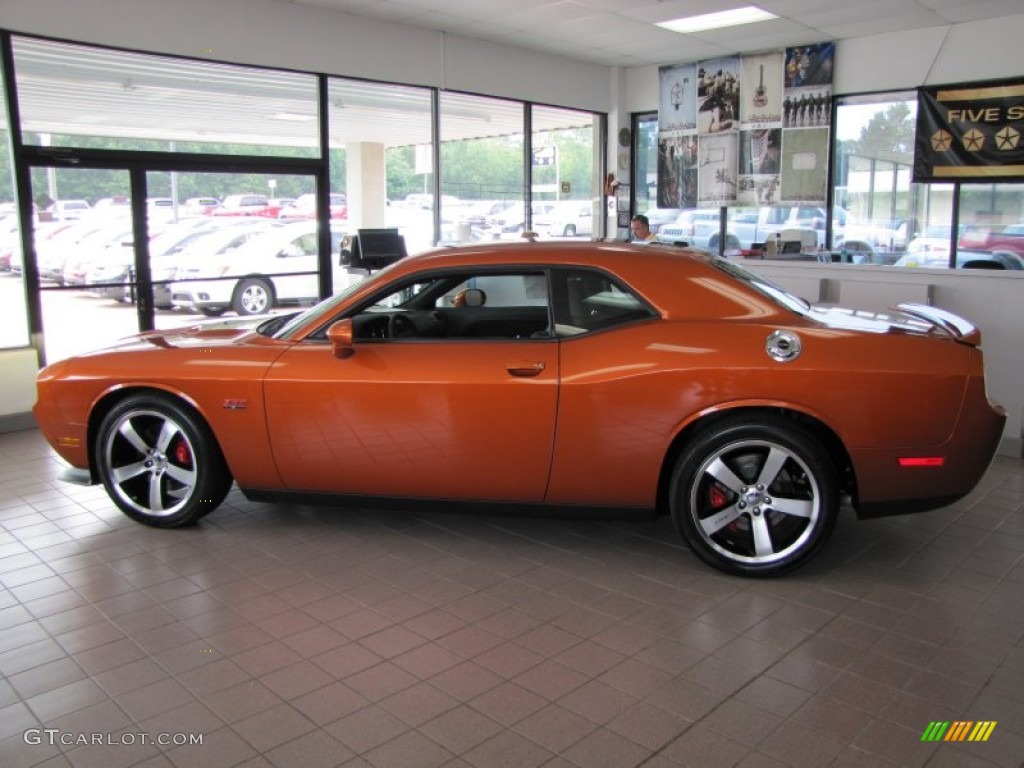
[35, 242, 1006, 576]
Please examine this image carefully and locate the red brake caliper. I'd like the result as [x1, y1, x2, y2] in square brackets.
[174, 440, 192, 465]
[708, 483, 728, 509]
[710, 483, 744, 533]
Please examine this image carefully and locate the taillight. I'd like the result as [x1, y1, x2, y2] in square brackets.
[898, 457, 945, 467]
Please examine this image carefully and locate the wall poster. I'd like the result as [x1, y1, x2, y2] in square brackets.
[657, 133, 698, 209]
[738, 52, 784, 206]
[657, 41, 834, 211]
[656, 64, 698, 208]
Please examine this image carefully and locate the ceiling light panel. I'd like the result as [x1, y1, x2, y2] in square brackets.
[657, 6, 779, 34]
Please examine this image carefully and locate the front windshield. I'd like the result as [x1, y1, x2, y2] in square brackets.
[712, 257, 811, 314]
[267, 259, 409, 339]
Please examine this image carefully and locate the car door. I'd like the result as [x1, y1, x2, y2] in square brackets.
[262, 270, 560, 502]
[542, 267, 662, 508]
[270, 231, 319, 301]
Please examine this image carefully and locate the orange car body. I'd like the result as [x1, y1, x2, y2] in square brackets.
[35, 242, 1005, 571]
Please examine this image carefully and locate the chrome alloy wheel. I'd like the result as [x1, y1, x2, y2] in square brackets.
[102, 408, 198, 518]
[689, 438, 821, 567]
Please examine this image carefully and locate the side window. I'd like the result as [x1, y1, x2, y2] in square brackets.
[351, 271, 552, 341]
[222, 234, 249, 252]
[282, 233, 317, 257]
[438, 274, 548, 309]
[551, 268, 655, 335]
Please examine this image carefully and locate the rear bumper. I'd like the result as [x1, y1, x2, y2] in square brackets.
[852, 377, 1006, 518]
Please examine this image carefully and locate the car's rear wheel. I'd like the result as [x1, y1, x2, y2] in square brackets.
[198, 307, 227, 317]
[670, 416, 838, 576]
[95, 394, 232, 527]
[563, 224, 577, 237]
[233, 278, 273, 315]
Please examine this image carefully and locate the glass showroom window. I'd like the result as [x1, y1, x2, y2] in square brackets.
[635, 112, 711, 242]
[0, 61, 30, 349]
[836, 92, 1024, 269]
[633, 113, 659, 218]
[955, 183, 1024, 269]
[328, 78, 432, 268]
[439, 92, 524, 245]
[531, 105, 602, 240]
[833, 92, 923, 265]
[13, 36, 319, 156]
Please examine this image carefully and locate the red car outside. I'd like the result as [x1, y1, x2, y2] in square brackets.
[210, 194, 274, 218]
[279, 193, 348, 220]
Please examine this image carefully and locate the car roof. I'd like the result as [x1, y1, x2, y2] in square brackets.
[378, 241, 716, 298]
[289, 241, 787, 340]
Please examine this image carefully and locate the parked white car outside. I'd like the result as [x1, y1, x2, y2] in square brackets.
[170, 222, 342, 316]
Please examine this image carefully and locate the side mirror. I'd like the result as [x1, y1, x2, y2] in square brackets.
[453, 287, 486, 307]
[326, 318, 354, 359]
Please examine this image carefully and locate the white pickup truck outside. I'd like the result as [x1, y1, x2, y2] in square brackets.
[656, 205, 849, 251]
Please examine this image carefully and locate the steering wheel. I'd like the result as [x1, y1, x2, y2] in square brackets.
[388, 313, 416, 338]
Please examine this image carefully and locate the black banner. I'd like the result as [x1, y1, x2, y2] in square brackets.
[914, 81, 1024, 182]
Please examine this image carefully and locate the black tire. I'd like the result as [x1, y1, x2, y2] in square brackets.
[232, 278, 273, 316]
[563, 224, 577, 237]
[95, 394, 232, 527]
[198, 307, 228, 317]
[669, 415, 838, 576]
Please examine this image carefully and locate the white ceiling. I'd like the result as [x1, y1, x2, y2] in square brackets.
[286, 0, 1024, 69]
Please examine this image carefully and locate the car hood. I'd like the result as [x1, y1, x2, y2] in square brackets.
[101, 315, 272, 352]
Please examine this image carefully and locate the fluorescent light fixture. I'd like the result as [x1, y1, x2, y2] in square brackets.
[657, 6, 778, 34]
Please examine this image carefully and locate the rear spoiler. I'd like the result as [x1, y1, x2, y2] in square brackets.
[896, 303, 981, 346]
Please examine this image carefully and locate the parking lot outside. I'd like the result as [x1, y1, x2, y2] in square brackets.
[1, 198, 600, 366]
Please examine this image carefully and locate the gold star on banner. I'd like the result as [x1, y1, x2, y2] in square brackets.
[930, 130, 953, 151]
[995, 126, 1020, 150]
[962, 128, 985, 152]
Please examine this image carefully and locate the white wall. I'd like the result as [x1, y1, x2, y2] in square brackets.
[0, 348, 39, 423]
[746, 262, 1024, 458]
[0, 0, 611, 112]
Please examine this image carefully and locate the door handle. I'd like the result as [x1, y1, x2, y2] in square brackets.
[506, 361, 546, 377]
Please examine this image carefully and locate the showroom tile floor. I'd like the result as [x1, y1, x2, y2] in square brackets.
[0, 427, 1022, 768]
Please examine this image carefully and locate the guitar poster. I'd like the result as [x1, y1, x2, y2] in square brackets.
[741, 52, 784, 129]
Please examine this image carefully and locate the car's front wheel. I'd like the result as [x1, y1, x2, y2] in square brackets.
[233, 278, 273, 315]
[563, 224, 577, 237]
[95, 394, 232, 527]
[670, 416, 838, 576]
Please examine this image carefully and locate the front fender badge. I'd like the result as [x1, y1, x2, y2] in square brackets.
[222, 399, 248, 410]
[765, 330, 802, 362]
